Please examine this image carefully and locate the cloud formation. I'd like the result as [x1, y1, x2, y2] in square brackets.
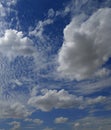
[54, 117, 68, 124]
[24, 118, 44, 125]
[29, 19, 53, 42]
[48, 8, 55, 18]
[58, 8, 111, 80]
[9, 121, 21, 130]
[73, 116, 111, 130]
[0, 3, 6, 17]
[0, 29, 35, 59]
[28, 89, 106, 111]
[74, 77, 111, 95]
[0, 101, 31, 118]
[0, 0, 18, 35]
[28, 89, 83, 111]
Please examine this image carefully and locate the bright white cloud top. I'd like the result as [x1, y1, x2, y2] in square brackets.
[0, 29, 35, 58]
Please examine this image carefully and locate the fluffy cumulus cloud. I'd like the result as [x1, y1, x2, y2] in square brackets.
[54, 117, 68, 124]
[28, 89, 106, 111]
[0, 29, 35, 59]
[28, 89, 83, 111]
[58, 8, 111, 80]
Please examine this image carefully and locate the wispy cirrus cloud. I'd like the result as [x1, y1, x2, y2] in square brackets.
[73, 77, 111, 95]
[29, 18, 53, 42]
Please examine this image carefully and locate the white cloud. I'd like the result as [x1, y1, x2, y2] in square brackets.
[33, 119, 44, 125]
[58, 8, 111, 80]
[0, 3, 6, 17]
[28, 89, 83, 111]
[29, 19, 53, 42]
[54, 117, 68, 124]
[0, 0, 17, 18]
[56, 8, 70, 17]
[74, 122, 80, 127]
[7, 0, 17, 6]
[9, 121, 21, 130]
[24, 118, 44, 125]
[73, 116, 111, 130]
[48, 8, 55, 18]
[30, 86, 39, 97]
[11, 79, 23, 87]
[86, 96, 106, 105]
[0, 2, 8, 36]
[74, 77, 111, 95]
[0, 101, 31, 118]
[28, 89, 106, 111]
[0, 1, 32, 57]
[55, 0, 89, 18]
[0, 29, 35, 59]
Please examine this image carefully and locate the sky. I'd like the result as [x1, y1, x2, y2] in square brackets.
[0, 0, 111, 130]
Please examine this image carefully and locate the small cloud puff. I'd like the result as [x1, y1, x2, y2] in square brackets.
[54, 117, 68, 124]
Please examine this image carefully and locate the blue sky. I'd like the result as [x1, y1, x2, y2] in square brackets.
[0, 0, 111, 130]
